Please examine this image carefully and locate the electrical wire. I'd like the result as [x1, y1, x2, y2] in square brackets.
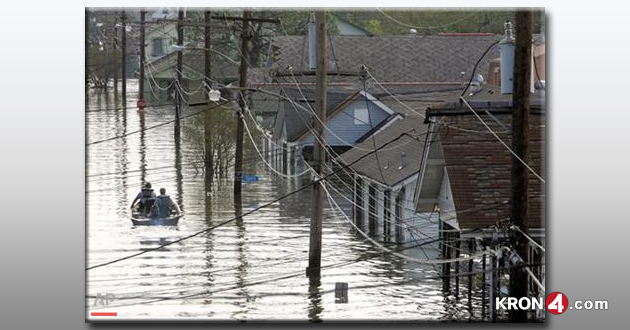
[86, 129, 421, 271]
[459, 97, 545, 184]
[376, 9, 478, 31]
[87, 99, 235, 146]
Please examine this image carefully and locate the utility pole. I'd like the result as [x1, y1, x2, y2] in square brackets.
[121, 11, 127, 105]
[509, 9, 532, 323]
[175, 8, 184, 119]
[307, 11, 327, 278]
[137, 10, 146, 110]
[204, 10, 214, 187]
[112, 17, 118, 96]
[85, 9, 89, 104]
[233, 10, 251, 198]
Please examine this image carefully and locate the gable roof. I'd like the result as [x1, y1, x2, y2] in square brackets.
[337, 89, 461, 187]
[147, 48, 239, 82]
[271, 34, 502, 84]
[427, 95, 545, 230]
[279, 87, 358, 142]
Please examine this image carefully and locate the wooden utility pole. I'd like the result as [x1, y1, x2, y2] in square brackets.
[509, 9, 532, 323]
[233, 10, 252, 198]
[121, 11, 127, 105]
[204, 10, 214, 187]
[137, 10, 146, 110]
[307, 11, 327, 278]
[112, 20, 118, 96]
[85, 9, 89, 103]
[175, 9, 184, 118]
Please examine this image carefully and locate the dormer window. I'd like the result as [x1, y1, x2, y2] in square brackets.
[354, 108, 368, 125]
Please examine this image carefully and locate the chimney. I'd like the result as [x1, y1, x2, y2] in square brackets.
[308, 13, 316, 70]
[499, 21, 515, 94]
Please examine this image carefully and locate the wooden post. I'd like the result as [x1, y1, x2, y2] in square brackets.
[112, 19, 118, 96]
[491, 255, 498, 322]
[204, 10, 214, 188]
[455, 237, 460, 297]
[482, 253, 487, 320]
[121, 11, 127, 105]
[307, 11, 327, 278]
[468, 239, 474, 308]
[175, 9, 184, 118]
[509, 9, 533, 323]
[234, 10, 251, 198]
[85, 9, 89, 103]
[442, 230, 451, 292]
[138, 10, 146, 109]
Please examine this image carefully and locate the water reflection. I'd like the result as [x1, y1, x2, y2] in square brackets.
[87, 83, 487, 321]
[174, 120, 184, 210]
[138, 111, 147, 185]
[307, 276, 323, 322]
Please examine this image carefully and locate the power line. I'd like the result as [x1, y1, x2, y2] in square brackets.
[86, 129, 421, 271]
[375, 9, 478, 31]
[86, 99, 235, 146]
[459, 97, 545, 183]
[460, 40, 500, 97]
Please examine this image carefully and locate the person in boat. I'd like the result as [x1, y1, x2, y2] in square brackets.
[151, 188, 181, 218]
[130, 182, 156, 215]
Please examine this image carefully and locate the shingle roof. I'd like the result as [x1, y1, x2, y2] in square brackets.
[427, 97, 546, 230]
[337, 89, 461, 187]
[271, 34, 502, 84]
[337, 114, 427, 187]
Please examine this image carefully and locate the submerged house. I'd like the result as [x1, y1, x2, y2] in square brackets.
[419, 86, 546, 318]
[266, 87, 401, 176]
[336, 90, 461, 245]
[254, 31, 507, 177]
[142, 48, 238, 105]
[140, 10, 239, 105]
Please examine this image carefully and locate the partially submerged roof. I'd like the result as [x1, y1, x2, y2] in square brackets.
[147, 49, 239, 82]
[337, 89, 462, 187]
[426, 92, 546, 230]
[337, 114, 426, 187]
[279, 87, 359, 142]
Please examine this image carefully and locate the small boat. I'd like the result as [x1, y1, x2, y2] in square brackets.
[130, 214, 182, 226]
[130, 205, 182, 226]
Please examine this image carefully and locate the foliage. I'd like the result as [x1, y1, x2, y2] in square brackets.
[330, 9, 545, 35]
[182, 102, 238, 181]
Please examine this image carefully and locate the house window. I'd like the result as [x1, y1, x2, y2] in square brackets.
[152, 38, 164, 57]
[354, 108, 369, 125]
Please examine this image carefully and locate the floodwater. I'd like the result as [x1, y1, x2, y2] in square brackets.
[86, 81, 488, 321]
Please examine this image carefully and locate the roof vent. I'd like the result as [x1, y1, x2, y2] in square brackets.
[398, 152, 406, 170]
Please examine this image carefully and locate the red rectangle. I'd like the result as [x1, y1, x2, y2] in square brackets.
[91, 312, 117, 316]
